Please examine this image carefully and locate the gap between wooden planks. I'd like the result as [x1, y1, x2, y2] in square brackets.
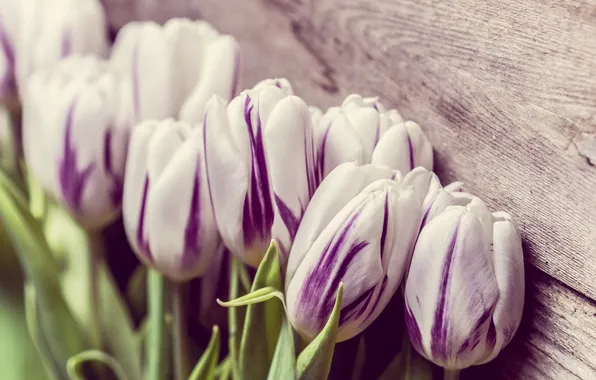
[197, 0, 596, 378]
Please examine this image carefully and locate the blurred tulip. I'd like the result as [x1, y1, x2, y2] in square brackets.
[404, 197, 524, 369]
[314, 94, 433, 174]
[110, 18, 239, 125]
[0, 0, 107, 101]
[286, 162, 421, 342]
[16, 0, 108, 96]
[22, 55, 127, 229]
[123, 119, 219, 281]
[203, 81, 316, 267]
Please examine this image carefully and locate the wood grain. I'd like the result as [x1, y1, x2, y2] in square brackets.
[196, 0, 596, 377]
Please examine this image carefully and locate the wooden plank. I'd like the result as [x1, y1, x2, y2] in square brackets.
[203, 0, 596, 301]
[197, 0, 596, 377]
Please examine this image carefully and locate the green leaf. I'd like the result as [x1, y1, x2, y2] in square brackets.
[296, 283, 344, 380]
[377, 336, 433, 380]
[239, 241, 284, 380]
[41, 204, 142, 380]
[189, 326, 220, 380]
[267, 315, 296, 380]
[0, 171, 89, 369]
[214, 357, 231, 380]
[24, 283, 62, 380]
[217, 286, 285, 308]
[66, 350, 129, 380]
[97, 260, 143, 380]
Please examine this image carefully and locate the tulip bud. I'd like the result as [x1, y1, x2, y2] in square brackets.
[286, 163, 421, 342]
[122, 119, 220, 280]
[16, 0, 108, 95]
[203, 81, 318, 267]
[317, 94, 433, 173]
[110, 18, 240, 124]
[404, 198, 524, 369]
[22, 55, 127, 229]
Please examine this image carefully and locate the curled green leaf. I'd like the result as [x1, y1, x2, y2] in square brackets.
[66, 350, 128, 380]
[217, 286, 285, 309]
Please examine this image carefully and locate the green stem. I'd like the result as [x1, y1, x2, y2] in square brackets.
[172, 281, 189, 380]
[147, 270, 167, 380]
[228, 259, 242, 380]
[443, 369, 461, 380]
[86, 231, 104, 350]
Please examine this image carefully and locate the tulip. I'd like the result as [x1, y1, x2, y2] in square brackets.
[22, 55, 127, 229]
[316, 94, 434, 173]
[122, 119, 220, 280]
[110, 18, 240, 125]
[15, 0, 108, 96]
[203, 81, 316, 267]
[404, 197, 524, 370]
[285, 162, 421, 342]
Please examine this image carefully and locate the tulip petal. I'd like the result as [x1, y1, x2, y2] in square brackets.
[480, 212, 524, 363]
[123, 120, 159, 260]
[312, 113, 365, 187]
[287, 186, 387, 341]
[344, 107, 379, 162]
[286, 163, 394, 284]
[402, 167, 442, 208]
[264, 96, 312, 261]
[111, 22, 174, 122]
[179, 35, 240, 124]
[146, 130, 219, 280]
[203, 96, 250, 262]
[164, 19, 219, 113]
[251, 77, 293, 95]
[405, 121, 433, 171]
[405, 207, 499, 369]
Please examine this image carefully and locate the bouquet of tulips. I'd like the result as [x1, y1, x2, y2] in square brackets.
[0, 0, 525, 379]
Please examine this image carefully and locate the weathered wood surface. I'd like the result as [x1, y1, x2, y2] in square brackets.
[199, 0, 596, 377]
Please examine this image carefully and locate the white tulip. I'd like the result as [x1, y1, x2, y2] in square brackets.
[122, 119, 220, 280]
[22, 55, 126, 229]
[286, 163, 421, 342]
[404, 198, 524, 369]
[110, 18, 239, 125]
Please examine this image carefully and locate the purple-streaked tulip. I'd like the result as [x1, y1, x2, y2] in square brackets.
[110, 18, 239, 125]
[286, 162, 421, 342]
[22, 55, 127, 229]
[122, 119, 220, 280]
[404, 198, 524, 369]
[314, 94, 433, 174]
[15, 0, 108, 95]
[203, 81, 318, 268]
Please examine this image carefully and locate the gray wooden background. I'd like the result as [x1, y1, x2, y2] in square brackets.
[198, 0, 596, 378]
